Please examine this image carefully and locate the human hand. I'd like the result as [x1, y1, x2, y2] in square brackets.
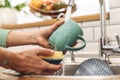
[8, 48, 62, 75]
[6, 20, 64, 48]
[35, 20, 64, 48]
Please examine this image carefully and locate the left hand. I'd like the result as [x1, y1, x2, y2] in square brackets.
[7, 48, 62, 75]
[35, 19, 64, 48]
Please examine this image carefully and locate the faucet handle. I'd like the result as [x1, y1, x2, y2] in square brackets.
[115, 34, 120, 48]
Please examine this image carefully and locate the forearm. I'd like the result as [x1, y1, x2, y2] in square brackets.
[7, 31, 38, 47]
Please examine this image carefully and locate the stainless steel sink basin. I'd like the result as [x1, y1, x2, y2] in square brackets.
[21, 57, 120, 80]
[22, 63, 120, 80]
[20, 53, 120, 80]
[110, 64, 120, 75]
[56, 63, 120, 75]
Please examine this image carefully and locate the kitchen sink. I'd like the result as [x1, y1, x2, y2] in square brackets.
[21, 62, 120, 80]
[20, 56, 120, 80]
[56, 63, 120, 75]
[55, 53, 120, 76]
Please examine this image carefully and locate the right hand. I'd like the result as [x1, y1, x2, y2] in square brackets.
[8, 48, 62, 75]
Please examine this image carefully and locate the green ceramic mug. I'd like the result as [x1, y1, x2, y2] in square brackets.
[49, 19, 86, 51]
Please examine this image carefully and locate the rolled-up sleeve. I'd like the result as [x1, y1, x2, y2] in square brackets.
[0, 29, 11, 47]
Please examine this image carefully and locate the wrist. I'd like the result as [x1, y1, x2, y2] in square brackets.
[6, 53, 18, 69]
[0, 48, 14, 69]
[7, 31, 38, 47]
[27, 32, 38, 45]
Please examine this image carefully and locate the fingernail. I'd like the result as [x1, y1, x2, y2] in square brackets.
[50, 50, 54, 54]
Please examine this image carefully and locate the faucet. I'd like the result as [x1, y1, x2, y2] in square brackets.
[65, 0, 75, 21]
[99, 0, 120, 63]
[68, 0, 75, 7]
[65, 0, 120, 63]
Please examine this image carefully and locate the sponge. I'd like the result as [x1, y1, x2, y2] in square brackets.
[39, 51, 63, 64]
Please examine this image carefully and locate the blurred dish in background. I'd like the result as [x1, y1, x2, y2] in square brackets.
[29, 0, 76, 18]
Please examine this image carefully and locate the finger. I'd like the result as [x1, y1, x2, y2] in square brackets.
[42, 71, 55, 75]
[36, 48, 54, 56]
[37, 37, 51, 48]
[20, 71, 32, 75]
[25, 48, 54, 56]
[33, 70, 43, 75]
[45, 64, 62, 71]
[50, 19, 64, 31]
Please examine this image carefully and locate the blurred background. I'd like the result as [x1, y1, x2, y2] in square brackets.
[0, 0, 109, 25]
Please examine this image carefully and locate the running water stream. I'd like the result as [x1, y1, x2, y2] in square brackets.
[65, 5, 72, 21]
[61, 0, 75, 76]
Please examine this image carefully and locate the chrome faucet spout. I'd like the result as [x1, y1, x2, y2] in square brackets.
[65, 0, 75, 21]
[68, 0, 75, 7]
[99, 0, 120, 63]
[99, 0, 107, 46]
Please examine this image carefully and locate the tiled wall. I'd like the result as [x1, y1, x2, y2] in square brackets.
[8, 0, 120, 56]
[74, 0, 120, 55]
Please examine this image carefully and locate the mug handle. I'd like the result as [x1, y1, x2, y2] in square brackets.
[65, 35, 86, 51]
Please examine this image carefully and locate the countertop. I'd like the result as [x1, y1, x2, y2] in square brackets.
[1, 67, 120, 80]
